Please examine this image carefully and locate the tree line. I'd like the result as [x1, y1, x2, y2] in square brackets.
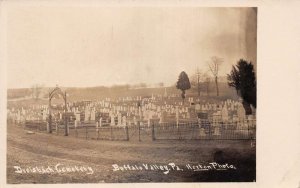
[176, 57, 256, 113]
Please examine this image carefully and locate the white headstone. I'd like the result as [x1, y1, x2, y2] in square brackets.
[195, 104, 201, 111]
[237, 104, 246, 121]
[110, 114, 116, 126]
[213, 127, 221, 136]
[122, 116, 127, 126]
[221, 106, 229, 122]
[75, 113, 80, 122]
[118, 113, 122, 126]
[85, 108, 90, 121]
[133, 116, 137, 126]
[91, 109, 96, 121]
[200, 128, 206, 137]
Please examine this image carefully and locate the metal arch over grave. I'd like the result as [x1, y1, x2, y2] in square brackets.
[48, 86, 68, 136]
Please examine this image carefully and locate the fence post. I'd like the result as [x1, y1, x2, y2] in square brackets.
[126, 126, 129, 141]
[152, 123, 155, 141]
[75, 121, 77, 137]
[97, 121, 100, 140]
[67, 121, 69, 135]
[110, 126, 113, 140]
[177, 123, 180, 140]
[138, 121, 141, 142]
[209, 124, 211, 139]
[98, 118, 102, 140]
[96, 121, 99, 140]
[85, 125, 88, 140]
[247, 120, 250, 139]
[64, 116, 68, 136]
[48, 114, 52, 134]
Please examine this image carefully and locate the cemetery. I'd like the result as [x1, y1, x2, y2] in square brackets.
[6, 85, 256, 183]
[7, 86, 256, 142]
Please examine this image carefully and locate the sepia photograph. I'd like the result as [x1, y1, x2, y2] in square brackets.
[4, 5, 257, 183]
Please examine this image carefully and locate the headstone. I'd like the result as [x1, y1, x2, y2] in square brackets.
[237, 104, 246, 121]
[96, 121, 99, 132]
[133, 116, 137, 126]
[75, 113, 80, 122]
[118, 113, 122, 126]
[122, 116, 127, 126]
[176, 106, 179, 125]
[187, 112, 191, 119]
[221, 106, 229, 122]
[84, 108, 89, 121]
[110, 114, 115, 126]
[233, 114, 239, 122]
[195, 104, 200, 111]
[213, 127, 221, 136]
[99, 117, 103, 127]
[159, 111, 166, 124]
[247, 115, 254, 128]
[91, 109, 95, 121]
[43, 109, 47, 121]
[199, 128, 206, 137]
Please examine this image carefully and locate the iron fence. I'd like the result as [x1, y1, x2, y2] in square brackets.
[22, 119, 256, 141]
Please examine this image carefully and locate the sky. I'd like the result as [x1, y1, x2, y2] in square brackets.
[6, 6, 256, 88]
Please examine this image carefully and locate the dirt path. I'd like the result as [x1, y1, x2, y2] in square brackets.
[7, 123, 256, 183]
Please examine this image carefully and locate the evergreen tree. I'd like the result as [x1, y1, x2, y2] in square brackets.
[176, 71, 191, 104]
[227, 59, 256, 113]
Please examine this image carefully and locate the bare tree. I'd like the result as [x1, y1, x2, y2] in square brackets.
[191, 68, 203, 97]
[208, 56, 223, 96]
[195, 68, 202, 97]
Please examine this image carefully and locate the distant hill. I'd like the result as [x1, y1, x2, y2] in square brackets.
[7, 81, 238, 103]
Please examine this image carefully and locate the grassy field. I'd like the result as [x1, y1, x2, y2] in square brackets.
[7, 122, 255, 183]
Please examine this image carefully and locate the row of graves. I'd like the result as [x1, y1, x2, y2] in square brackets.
[7, 95, 256, 127]
[8, 92, 256, 132]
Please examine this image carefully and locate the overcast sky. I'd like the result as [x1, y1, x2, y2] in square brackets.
[6, 7, 256, 88]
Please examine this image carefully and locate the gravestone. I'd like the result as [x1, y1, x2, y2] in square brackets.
[237, 104, 246, 121]
[187, 112, 191, 119]
[221, 106, 229, 122]
[247, 115, 254, 128]
[42, 109, 47, 121]
[90, 109, 95, 121]
[200, 128, 206, 137]
[133, 116, 137, 126]
[75, 113, 80, 122]
[118, 113, 122, 126]
[84, 108, 90, 122]
[122, 116, 127, 126]
[195, 104, 201, 111]
[96, 121, 99, 132]
[110, 114, 115, 126]
[213, 127, 221, 136]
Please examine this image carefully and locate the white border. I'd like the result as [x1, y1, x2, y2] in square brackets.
[1, 1, 300, 188]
